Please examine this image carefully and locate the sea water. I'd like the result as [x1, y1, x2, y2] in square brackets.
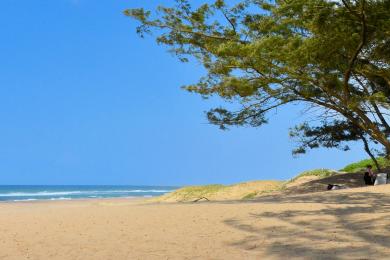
[0, 185, 178, 202]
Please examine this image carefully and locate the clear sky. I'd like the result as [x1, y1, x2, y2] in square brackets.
[0, 0, 368, 185]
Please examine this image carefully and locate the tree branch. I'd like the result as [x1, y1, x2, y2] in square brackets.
[342, 0, 367, 101]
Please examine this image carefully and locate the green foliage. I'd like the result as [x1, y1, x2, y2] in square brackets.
[290, 120, 362, 155]
[298, 168, 336, 178]
[170, 184, 226, 199]
[289, 120, 382, 170]
[341, 157, 390, 173]
[242, 191, 258, 200]
[284, 168, 337, 185]
[241, 187, 282, 200]
[126, 0, 390, 156]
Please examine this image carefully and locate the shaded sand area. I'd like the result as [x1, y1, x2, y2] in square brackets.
[1, 185, 390, 259]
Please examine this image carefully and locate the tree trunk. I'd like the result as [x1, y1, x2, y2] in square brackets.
[360, 134, 381, 171]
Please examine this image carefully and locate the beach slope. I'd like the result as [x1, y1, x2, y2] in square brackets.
[1, 185, 390, 259]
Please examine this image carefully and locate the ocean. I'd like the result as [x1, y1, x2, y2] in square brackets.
[0, 185, 178, 202]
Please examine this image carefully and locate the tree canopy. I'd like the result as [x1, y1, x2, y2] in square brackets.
[125, 0, 390, 157]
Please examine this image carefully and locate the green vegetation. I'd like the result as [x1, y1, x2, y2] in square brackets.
[341, 158, 390, 173]
[154, 184, 226, 202]
[283, 169, 337, 187]
[126, 0, 390, 159]
[241, 192, 258, 200]
[241, 187, 282, 200]
[290, 169, 337, 180]
[290, 121, 379, 170]
[153, 157, 390, 202]
[154, 181, 282, 202]
[172, 184, 225, 199]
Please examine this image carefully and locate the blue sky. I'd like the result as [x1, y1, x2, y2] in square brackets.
[0, 0, 367, 185]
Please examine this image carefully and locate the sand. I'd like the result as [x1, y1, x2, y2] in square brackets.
[1, 185, 390, 260]
[154, 181, 282, 202]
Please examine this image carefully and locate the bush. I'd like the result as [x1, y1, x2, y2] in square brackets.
[341, 157, 390, 173]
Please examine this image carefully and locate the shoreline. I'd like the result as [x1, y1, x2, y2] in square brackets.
[0, 185, 176, 204]
[0, 196, 150, 205]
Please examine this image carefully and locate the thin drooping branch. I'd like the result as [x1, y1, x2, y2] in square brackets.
[352, 77, 390, 131]
[342, 0, 367, 101]
[302, 94, 390, 153]
[156, 24, 248, 44]
[209, 99, 293, 127]
[221, 10, 237, 33]
[371, 101, 390, 133]
[360, 134, 381, 171]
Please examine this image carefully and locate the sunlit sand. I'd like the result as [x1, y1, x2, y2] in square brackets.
[1, 185, 390, 259]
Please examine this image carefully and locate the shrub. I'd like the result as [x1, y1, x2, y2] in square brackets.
[341, 158, 390, 173]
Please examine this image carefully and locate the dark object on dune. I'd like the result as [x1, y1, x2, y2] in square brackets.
[327, 184, 348, 190]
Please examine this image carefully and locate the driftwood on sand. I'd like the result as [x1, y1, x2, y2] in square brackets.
[192, 197, 210, 202]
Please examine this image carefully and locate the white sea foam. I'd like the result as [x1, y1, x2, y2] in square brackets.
[50, 197, 72, 201]
[0, 191, 84, 197]
[0, 190, 171, 197]
[12, 199, 38, 202]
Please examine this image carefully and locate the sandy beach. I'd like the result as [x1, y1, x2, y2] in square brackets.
[1, 185, 390, 260]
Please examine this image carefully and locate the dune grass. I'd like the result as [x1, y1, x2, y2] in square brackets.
[154, 181, 282, 202]
[242, 192, 258, 200]
[171, 184, 225, 198]
[153, 184, 226, 202]
[241, 187, 282, 200]
[285, 169, 337, 184]
[341, 157, 390, 173]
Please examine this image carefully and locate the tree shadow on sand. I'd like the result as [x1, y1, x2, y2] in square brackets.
[223, 190, 390, 259]
[283, 172, 367, 195]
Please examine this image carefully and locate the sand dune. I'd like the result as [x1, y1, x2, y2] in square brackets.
[153, 180, 282, 202]
[282, 172, 365, 195]
[153, 171, 367, 203]
[1, 185, 390, 259]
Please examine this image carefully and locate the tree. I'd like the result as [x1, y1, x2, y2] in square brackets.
[125, 0, 390, 156]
